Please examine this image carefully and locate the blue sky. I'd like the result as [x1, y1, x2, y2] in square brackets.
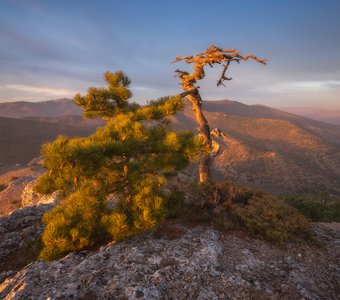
[0, 0, 340, 108]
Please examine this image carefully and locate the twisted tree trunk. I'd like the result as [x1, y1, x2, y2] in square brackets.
[174, 45, 267, 184]
[187, 92, 212, 183]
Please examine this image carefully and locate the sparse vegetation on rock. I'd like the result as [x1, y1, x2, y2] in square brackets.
[1, 222, 339, 299]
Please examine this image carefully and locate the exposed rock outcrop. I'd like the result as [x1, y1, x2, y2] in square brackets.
[0, 221, 339, 299]
[0, 176, 35, 216]
[21, 180, 60, 207]
[0, 164, 45, 217]
[0, 204, 53, 284]
[27, 156, 43, 167]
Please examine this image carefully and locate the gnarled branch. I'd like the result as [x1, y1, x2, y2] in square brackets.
[174, 45, 267, 91]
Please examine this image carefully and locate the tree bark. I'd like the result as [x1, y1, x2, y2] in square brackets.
[199, 152, 211, 184]
[123, 156, 133, 202]
[187, 92, 212, 184]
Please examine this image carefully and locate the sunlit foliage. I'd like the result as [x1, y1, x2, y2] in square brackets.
[74, 70, 133, 119]
[37, 71, 200, 260]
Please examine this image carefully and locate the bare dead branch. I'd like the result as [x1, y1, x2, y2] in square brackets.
[237, 54, 268, 65]
[217, 60, 232, 87]
[174, 45, 267, 92]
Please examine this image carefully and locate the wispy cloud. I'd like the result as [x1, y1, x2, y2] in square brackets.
[1, 0, 340, 108]
[267, 80, 340, 93]
[2, 84, 76, 97]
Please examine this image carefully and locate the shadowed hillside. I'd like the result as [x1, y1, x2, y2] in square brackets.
[22, 115, 104, 129]
[0, 117, 96, 166]
[0, 98, 103, 128]
[0, 98, 81, 118]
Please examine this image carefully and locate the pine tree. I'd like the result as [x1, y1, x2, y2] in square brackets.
[174, 45, 267, 183]
[36, 71, 200, 260]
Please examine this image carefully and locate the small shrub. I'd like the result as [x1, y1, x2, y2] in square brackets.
[0, 184, 6, 192]
[282, 194, 340, 222]
[178, 181, 311, 242]
[165, 189, 185, 218]
[227, 195, 311, 242]
[186, 180, 259, 208]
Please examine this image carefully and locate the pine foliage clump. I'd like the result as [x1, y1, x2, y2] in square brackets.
[36, 71, 200, 260]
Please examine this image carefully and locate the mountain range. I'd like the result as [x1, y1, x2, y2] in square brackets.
[279, 106, 340, 125]
[0, 98, 339, 195]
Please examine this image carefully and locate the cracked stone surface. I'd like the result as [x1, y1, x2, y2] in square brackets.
[0, 220, 339, 299]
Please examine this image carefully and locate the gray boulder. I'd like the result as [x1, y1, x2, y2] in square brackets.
[21, 180, 60, 207]
[0, 204, 53, 284]
[0, 176, 35, 216]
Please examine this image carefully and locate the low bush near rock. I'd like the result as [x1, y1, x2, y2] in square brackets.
[0, 183, 6, 192]
[282, 194, 340, 222]
[227, 195, 311, 241]
[40, 179, 171, 261]
[170, 181, 311, 242]
[39, 187, 106, 260]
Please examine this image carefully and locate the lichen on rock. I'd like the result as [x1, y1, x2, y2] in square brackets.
[21, 179, 60, 207]
[0, 222, 339, 299]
